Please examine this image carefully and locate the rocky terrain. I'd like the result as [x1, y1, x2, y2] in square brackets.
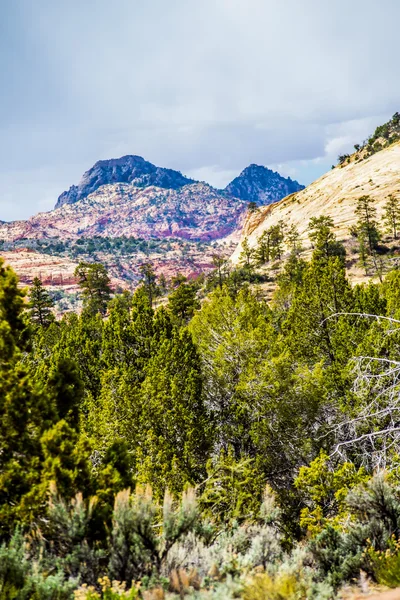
[231, 141, 400, 276]
[1, 236, 236, 313]
[56, 155, 196, 208]
[0, 154, 302, 300]
[0, 153, 306, 303]
[0, 183, 248, 243]
[224, 164, 304, 205]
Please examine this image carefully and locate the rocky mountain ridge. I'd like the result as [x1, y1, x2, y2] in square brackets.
[55, 154, 304, 210]
[56, 155, 196, 208]
[224, 163, 304, 205]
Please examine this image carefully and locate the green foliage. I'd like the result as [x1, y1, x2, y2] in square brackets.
[139, 262, 157, 306]
[200, 450, 265, 524]
[367, 539, 400, 588]
[0, 529, 77, 599]
[75, 262, 112, 315]
[239, 237, 254, 270]
[29, 277, 55, 328]
[136, 328, 211, 495]
[167, 282, 200, 323]
[308, 216, 345, 262]
[354, 195, 381, 254]
[242, 572, 307, 600]
[0, 257, 28, 360]
[8, 198, 400, 595]
[383, 194, 400, 239]
[295, 452, 368, 535]
[109, 487, 199, 584]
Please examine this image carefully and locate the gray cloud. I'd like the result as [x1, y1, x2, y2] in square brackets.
[1, 0, 399, 220]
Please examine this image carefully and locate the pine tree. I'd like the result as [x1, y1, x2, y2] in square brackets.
[383, 194, 400, 239]
[29, 277, 55, 327]
[0, 258, 28, 359]
[239, 237, 254, 269]
[254, 230, 271, 265]
[139, 262, 157, 306]
[211, 255, 227, 289]
[75, 262, 112, 315]
[286, 224, 302, 253]
[285, 255, 353, 365]
[247, 201, 258, 214]
[355, 195, 381, 253]
[168, 282, 200, 323]
[270, 223, 285, 260]
[308, 216, 345, 262]
[0, 262, 55, 533]
[137, 329, 212, 495]
[102, 286, 155, 379]
[158, 272, 168, 296]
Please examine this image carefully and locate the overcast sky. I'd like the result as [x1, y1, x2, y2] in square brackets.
[1, 0, 399, 221]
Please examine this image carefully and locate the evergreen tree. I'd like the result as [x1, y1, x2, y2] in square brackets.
[102, 286, 155, 379]
[254, 230, 271, 265]
[284, 256, 353, 365]
[270, 221, 286, 260]
[0, 262, 56, 533]
[0, 258, 28, 359]
[29, 277, 55, 327]
[190, 287, 274, 456]
[354, 195, 381, 253]
[239, 237, 254, 269]
[357, 228, 369, 274]
[137, 328, 212, 495]
[286, 224, 302, 253]
[280, 252, 307, 288]
[211, 254, 227, 289]
[139, 261, 157, 306]
[157, 272, 168, 296]
[383, 194, 400, 239]
[308, 216, 345, 262]
[75, 262, 112, 315]
[168, 281, 200, 323]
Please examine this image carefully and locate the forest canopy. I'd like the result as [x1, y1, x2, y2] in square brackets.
[3, 205, 400, 598]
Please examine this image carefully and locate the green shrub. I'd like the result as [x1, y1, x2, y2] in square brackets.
[367, 538, 400, 588]
[242, 572, 308, 600]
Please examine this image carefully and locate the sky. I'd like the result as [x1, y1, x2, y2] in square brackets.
[1, 0, 399, 221]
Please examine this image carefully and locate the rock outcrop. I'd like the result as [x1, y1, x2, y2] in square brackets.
[231, 141, 400, 263]
[1, 183, 248, 243]
[56, 155, 196, 208]
[225, 164, 304, 206]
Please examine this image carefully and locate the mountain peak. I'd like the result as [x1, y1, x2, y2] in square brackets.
[225, 164, 304, 205]
[55, 155, 196, 209]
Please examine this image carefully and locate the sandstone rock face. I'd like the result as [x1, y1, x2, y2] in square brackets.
[1, 183, 248, 243]
[225, 164, 304, 206]
[0, 249, 79, 287]
[55, 155, 196, 208]
[231, 141, 400, 263]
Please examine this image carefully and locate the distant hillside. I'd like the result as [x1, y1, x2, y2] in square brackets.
[231, 141, 400, 267]
[2, 183, 247, 243]
[56, 155, 196, 208]
[224, 164, 304, 205]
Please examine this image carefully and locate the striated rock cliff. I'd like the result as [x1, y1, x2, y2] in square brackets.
[231, 141, 400, 264]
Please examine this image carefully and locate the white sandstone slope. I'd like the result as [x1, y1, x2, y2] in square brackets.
[231, 142, 400, 264]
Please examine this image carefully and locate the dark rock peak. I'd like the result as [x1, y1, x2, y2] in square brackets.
[55, 155, 196, 209]
[224, 164, 304, 206]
